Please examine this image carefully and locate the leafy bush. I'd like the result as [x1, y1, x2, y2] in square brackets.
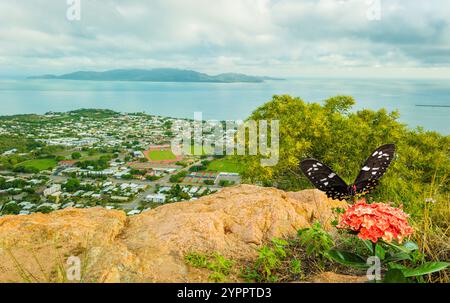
[297, 222, 334, 262]
[219, 180, 235, 187]
[71, 152, 81, 160]
[328, 240, 450, 283]
[169, 171, 187, 183]
[184, 252, 234, 282]
[241, 238, 290, 282]
[1, 201, 21, 215]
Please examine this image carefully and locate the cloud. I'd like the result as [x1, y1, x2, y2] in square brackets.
[0, 0, 449, 77]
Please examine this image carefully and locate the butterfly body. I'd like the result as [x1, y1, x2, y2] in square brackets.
[300, 144, 396, 201]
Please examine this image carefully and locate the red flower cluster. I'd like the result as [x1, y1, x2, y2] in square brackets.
[337, 200, 414, 243]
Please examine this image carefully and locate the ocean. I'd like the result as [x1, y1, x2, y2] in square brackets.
[0, 78, 449, 134]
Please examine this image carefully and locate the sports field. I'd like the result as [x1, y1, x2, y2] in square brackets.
[147, 149, 177, 161]
[207, 158, 242, 173]
[16, 159, 57, 171]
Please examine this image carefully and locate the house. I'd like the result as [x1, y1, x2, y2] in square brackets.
[111, 196, 129, 202]
[92, 194, 102, 199]
[2, 148, 17, 156]
[82, 191, 94, 198]
[44, 184, 61, 197]
[73, 190, 85, 197]
[18, 201, 34, 210]
[145, 194, 166, 203]
[158, 186, 171, 193]
[61, 202, 75, 209]
[58, 160, 77, 167]
[127, 209, 141, 216]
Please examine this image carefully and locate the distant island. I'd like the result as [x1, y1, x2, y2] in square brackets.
[28, 68, 284, 83]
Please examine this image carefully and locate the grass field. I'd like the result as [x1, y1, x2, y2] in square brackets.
[54, 150, 113, 161]
[16, 159, 57, 171]
[207, 158, 242, 173]
[147, 149, 176, 161]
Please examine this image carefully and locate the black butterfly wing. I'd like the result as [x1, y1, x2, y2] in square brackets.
[353, 144, 396, 196]
[300, 159, 350, 201]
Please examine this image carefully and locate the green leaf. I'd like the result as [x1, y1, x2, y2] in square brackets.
[385, 252, 411, 263]
[384, 241, 417, 254]
[327, 250, 369, 269]
[401, 262, 450, 277]
[362, 239, 374, 253]
[402, 241, 418, 251]
[384, 269, 408, 283]
[388, 263, 408, 271]
[375, 245, 386, 260]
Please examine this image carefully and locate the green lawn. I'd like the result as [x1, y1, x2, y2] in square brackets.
[16, 159, 57, 171]
[53, 150, 113, 161]
[207, 158, 242, 173]
[148, 149, 176, 161]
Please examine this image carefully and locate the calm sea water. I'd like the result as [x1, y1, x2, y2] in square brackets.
[0, 78, 449, 134]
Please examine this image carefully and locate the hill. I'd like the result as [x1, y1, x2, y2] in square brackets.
[28, 68, 283, 83]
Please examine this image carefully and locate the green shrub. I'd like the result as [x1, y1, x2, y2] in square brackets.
[297, 222, 334, 261]
[184, 252, 234, 283]
[242, 238, 289, 282]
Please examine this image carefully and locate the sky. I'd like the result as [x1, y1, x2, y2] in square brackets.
[0, 0, 449, 78]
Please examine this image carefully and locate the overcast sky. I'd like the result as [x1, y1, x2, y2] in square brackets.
[0, 0, 449, 78]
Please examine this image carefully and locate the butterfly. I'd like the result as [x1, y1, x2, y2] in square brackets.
[300, 144, 396, 201]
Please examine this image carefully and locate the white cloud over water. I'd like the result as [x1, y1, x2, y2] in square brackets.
[0, 0, 449, 78]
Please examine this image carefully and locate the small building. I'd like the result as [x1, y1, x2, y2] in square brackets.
[61, 202, 75, 209]
[158, 186, 171, 193]
[92, 194, 102, 199]
[111, 196, 129, 202]
[133, 151, 144, 158]
[145, 194, 166, 203]
[2, 148, 17, 156]
[127, 209, 141, 216]
[44, 184, 62, 197]
[58, 160, 77, 167]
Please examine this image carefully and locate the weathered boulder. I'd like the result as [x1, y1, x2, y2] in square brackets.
[0, 185, 347, 282]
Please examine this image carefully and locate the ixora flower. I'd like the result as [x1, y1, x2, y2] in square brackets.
[337, 200, 414, 243]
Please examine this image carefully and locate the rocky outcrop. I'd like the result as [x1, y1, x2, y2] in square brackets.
[0, 185, 347, 282]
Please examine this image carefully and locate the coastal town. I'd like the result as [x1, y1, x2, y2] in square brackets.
[0, 109, 241, 216]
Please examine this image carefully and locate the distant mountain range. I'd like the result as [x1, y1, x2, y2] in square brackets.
[28, 68, 283, 83]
